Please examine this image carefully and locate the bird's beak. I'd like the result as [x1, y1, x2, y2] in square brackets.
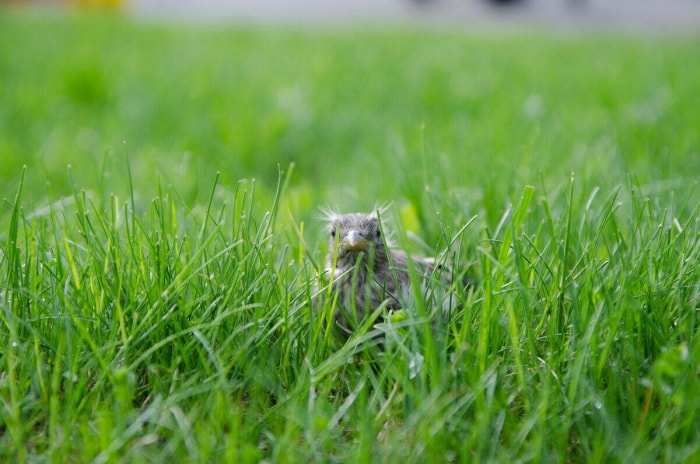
[343, 230, 370, 251]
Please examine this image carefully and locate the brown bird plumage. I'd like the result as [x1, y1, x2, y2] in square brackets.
[315, 211, 456, 338]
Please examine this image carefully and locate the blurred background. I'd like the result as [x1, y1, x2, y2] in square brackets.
[5, 0, 700, 30]
[134, 0, 700, 31]
[4, 0, 700, 29]
[1, 0, 699, 247]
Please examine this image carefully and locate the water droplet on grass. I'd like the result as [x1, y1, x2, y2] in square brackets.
[409, 352, 424, 379]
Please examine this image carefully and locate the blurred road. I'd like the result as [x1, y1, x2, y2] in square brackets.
[131, 0, 700, 32]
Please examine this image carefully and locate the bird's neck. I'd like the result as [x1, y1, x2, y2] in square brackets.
[333, 250, 388, 276]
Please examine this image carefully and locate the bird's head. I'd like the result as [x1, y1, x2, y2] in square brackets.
[324, 212, 388, 270]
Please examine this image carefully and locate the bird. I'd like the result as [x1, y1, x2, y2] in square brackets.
[314, 210, 466, 339]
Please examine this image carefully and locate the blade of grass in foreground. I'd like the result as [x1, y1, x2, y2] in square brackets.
[1, 166, 698, 462]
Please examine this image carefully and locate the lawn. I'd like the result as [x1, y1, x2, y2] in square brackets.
[0, 7, 698, 463]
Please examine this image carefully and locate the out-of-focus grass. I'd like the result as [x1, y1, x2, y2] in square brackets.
[1, 9, 698, 233]
[0, 8, 698, 463]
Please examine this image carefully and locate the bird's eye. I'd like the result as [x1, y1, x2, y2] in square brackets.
[331, 228, 336, 238]
[375, 228, 381, 239]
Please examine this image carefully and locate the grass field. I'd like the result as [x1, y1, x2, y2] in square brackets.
[1, 7, 699, 463]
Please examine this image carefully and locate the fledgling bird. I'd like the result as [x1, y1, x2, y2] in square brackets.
[315, 211, 463, 338]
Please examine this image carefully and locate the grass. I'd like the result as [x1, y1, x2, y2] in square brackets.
[1, 7, 699, 463]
